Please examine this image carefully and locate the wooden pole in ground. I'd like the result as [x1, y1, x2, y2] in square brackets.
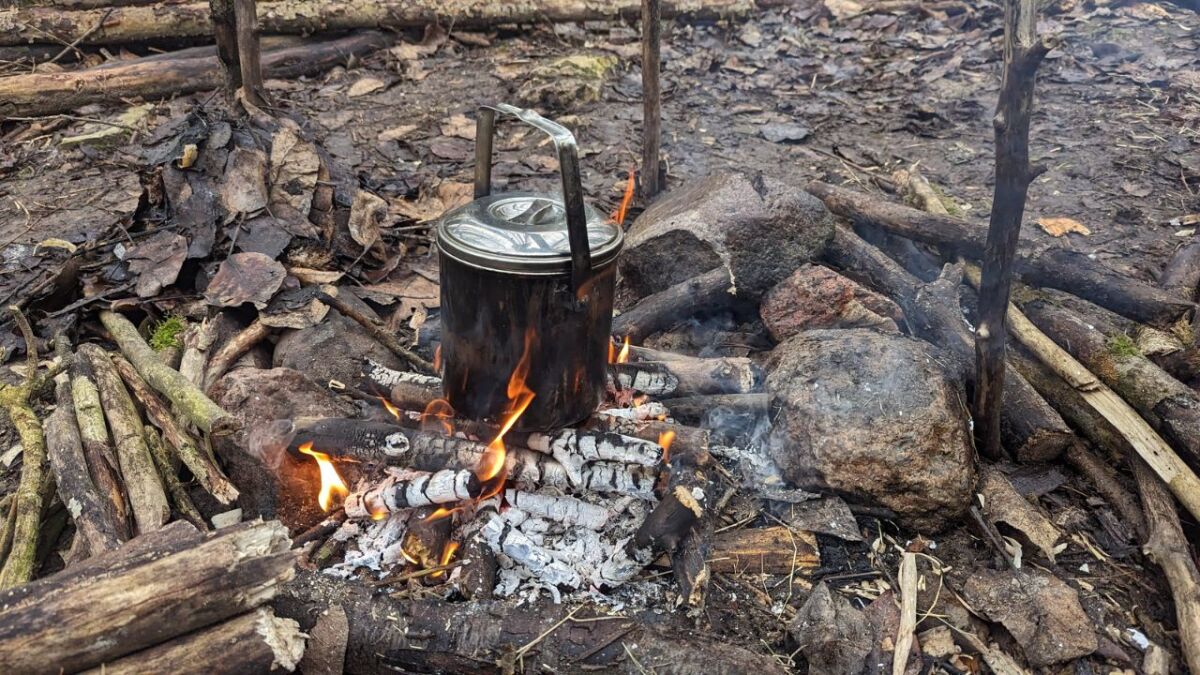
[973, 0, 1054, 458]
[641, 0, 662, 198]
[232, 0, 265, 106]
[208, 0, 240, 93]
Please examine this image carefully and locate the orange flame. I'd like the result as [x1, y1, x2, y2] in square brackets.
[370, 505, 389, 521]
[617, 336, 631, 364]
[476, 330, 537, 484]
[380, 396, 401, 421]
[658, 430, 676, 464]
[431, 540, 460, 579]
[421, 398, 455, 435]
[433, 344, 442, 372]
[422, 505, 460, 523]
[612, 169, 636, 225]
[298, 442, 349, 512]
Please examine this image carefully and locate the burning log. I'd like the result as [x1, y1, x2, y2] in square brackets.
[613, 346, 764, 396]
[806, 181, 1195, 326]
[69, 354, 130, 538]
[99, 311, 235, 435]
[343, 468, 481, 519]
[656, 393, 768, 426]
[609, 361, 679, 396]
[45, 375, 123, 557]
[112, 354, 238, 504]
[586, 415, 709, 459]
[596, 400, 671, 421]
[399, 505, 453, 572]
[613, 267, 738, 342]
[506, 489, 610, 529]
[79, 343, 170, 535]
[276, 570, 791, 674]
[0, 520, 297, 673]
[79, 607, 304, 675]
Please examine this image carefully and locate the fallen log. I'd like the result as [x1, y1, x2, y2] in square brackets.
[0, 519, 296, 673]
[275, 570, 792, 674]
[1017, 292, 1200, 469]
[613, 267, 739, 342]
[807, 181, 1195, 326]
[1160, 229, 1200, 301]
[825, 225, 1074, 460]
[0, 31, 393, 119]
[80, 607, 305, 675]
[45, 375, 123, 558]
[0, 0, 761, 47]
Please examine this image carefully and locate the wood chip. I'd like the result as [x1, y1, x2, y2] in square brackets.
[1036, 217, 1091, 237]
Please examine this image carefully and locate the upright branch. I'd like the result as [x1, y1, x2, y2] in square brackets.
[973, 0, 1054, 458]
[641, 0, 663, 198]
[232, 0, 265, 106]
[208, 0, 241, 92]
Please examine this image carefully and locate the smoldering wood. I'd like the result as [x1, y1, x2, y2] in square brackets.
[276, 570, 791, 674]
[636, 456, 706, 553]
[613, 267, 738, 342]
[112, 355, 238, 504]
[144, 425, 209, 531]
[343, 469, 481, 518]
[79, 607, 305, 675]
[657, 393, 767, 426]
[363, 358, 442, 389]
[824, 225, 1073, 460]
[0, 31, 394, 118]
[973, 0, 1054, 458]
[585, 415, 709, 461]
[1018, 293, 1200, 469]
[317, 287, 435, 374]
[0, 0, 763, 46]
[478, 510, 584, 588]
[641, 0, 663, 198]
[609, 361, 680, 396]
[79, 344, 170, 535]
[807, 181, 1196, 326]
[506, 489, 610, 529]
[45, 376, 122, 558]
[400, 506, 453, 571]
[99, 311, 235, 436]
[595, 400, 671, 421]
[0, 520, 296, 673]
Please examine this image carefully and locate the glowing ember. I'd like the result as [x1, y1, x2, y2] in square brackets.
[370, 505, 388, 521]
[658, 430, 676, 464]
[298, 442, 349, 512]
[476, 330, 537, 486]
[421, 398, 455, 435]
[612, 169, 636, 226]
[433, 344, 443, 372]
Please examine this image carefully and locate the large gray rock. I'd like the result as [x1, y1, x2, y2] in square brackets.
[619, 172, 833, 300]
[765, 329, 974, 531]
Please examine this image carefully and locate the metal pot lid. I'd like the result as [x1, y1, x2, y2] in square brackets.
[436, 191, 623, 275]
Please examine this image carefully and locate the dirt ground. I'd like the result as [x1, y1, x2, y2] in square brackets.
[1, 0, 1198, 671]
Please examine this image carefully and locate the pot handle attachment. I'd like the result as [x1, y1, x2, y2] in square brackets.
[474, 104, 592, 292]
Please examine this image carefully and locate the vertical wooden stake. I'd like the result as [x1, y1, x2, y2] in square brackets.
[641, 0, 663, 198]
[973, 0, 1053, 459]
[208, 0, 241, 93]
[233, 0, 265, 106]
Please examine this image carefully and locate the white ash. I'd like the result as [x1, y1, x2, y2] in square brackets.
[326, 513, 408, 579]
[505, 489, 610, 530]
[608, 367, 679, 396]
[524, 428, 663, 485]
[595, 401, 670, 422]
[344, 467, 476, 518]
[363, 359, 442, 388]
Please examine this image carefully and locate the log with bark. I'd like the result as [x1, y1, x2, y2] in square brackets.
[806, 181, 1196, 326]
[0, 0, 762, 46]
[619, 345, 764, 396]
[80, 607, 304, 675]
[70, 352, 131, 535]
[0, 519, 297, 673]
[275, 569, 790, 675]
[825, 224, 1074, 460]
[0, 31, 393, 118]
[613, 267, 739, 342]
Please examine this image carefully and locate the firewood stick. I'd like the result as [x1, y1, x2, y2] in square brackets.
[0, 308, 49, 588]
[70, 354, 131, 536]
[363, 358, 441, 389]
[635, 453, 707, 553]
[824, 225, 1073, 460]
[654, 393, 765, 425]
[1131, 458, 1200, 674]
[79, 344, 170, 535]
[1016, 292, 1200, 468]
[80, 607, 304, 675]
[585, 415, 708, 459]
[344, 469, 482, 518]
[232, 0, 265, 106]
[621, 345, 764, 395]
[99, 311, 235, 436]
[596, 400, 671, 421]
[0, 519, 296, 673]
[892, 166, 949, 216]
[655, 524, 820, 575]
[1063, 442, 1145, 539]
[609, 361, 679, 396]
[144, 425, 208, 531]
[317, 286, 434, 374]
[893, 551, 918, 675]
[0, 497, 15, 567]
[0, 0, 759, 47]
[113, 355, 238, 504]
[640, 0, 662, 198]
[612, 267, 737, 342]
[808, 181, 1196, 327]
[179, 319, 217, 388]
[202, 318, 270, 392]
[973, 0, 1056, 458]
[961, 265, 1200, 522]
[46, 375, 122, 558]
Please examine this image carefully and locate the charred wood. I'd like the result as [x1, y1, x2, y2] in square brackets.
[641, 0, 663, 198]
[80, 607, 304, 675]
[658, 393, 768, 426]
[807, 182, 1195, 326]
[613, 267, 738, 342]
[585, 415, 709, 461]
[0, 520, 296, 673]
[276, 570, 791, 674]
[626, 345, 764, 395]
[233, 0, 266, 106]
[344, 468, 482, 518]
[1161, 229, 1200, 301]
[400, 505, 453, 572]
[0, 31, 394, 118]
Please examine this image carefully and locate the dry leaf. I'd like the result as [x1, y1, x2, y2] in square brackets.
[378, 124, 418, 142]
[127, 231, 188, 298]
[1036, 217, 1091, 237]
[221, 146, 269, 216]
[439, 114, 476, 140]
[436, 181, 474, 211]
[205, 252, 287, 309]
[824, 0, 864, 19]
[348, 77, 386, 97]
[347, 190, 388, 250]
[289, 267, 343, 285]
[268, 124, 320, 218]
[978, 466, 1062, 563]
